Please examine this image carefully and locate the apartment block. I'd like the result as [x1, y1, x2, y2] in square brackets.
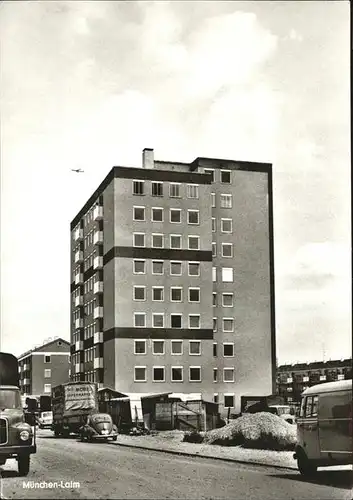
[18, 338, 70, 396]
[277, 358, 352, 403]
[70, 148, 276, 415]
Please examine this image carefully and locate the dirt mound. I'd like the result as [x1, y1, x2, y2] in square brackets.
[203, 412, 297, 450]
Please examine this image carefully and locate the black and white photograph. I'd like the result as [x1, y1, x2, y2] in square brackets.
[0, 1, 351, 499]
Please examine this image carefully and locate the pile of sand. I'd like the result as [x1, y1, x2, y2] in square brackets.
[203, 412, 297, 450]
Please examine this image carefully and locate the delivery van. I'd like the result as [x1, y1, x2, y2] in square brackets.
[294, 379, 352, 476]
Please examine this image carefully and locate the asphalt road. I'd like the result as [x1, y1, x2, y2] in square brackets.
[0, 431, 352, 500]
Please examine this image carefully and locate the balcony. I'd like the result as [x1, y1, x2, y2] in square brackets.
[286, 378, 293, 384]
[93, 307, 103, 319]
[23, 378, 30, 385]
[93, 205, 103, 221]
[75, 295, 83, 307]
[93, 231, 103, 245]
[75, 363, 84, 373]
[93, 281, 103, 294]
[75, 318, 83, 329]
[320, 375, 326, 381]
[75, 273, 84, 285]
[23, 363, 30, 371]
[93, 256, 103, 270]
[303, 376, 309, 382]
[74, 250, 84, 264]
[93, 332, 103, 344]
[75, 340, 83, 351]
[94, 358, 104, 369]
[74, 228, 83, 242]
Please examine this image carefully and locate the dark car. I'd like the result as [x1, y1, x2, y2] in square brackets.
[79, 413, 118, 442]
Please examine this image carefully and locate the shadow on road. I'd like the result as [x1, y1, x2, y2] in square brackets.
[270, 470, 353, 490]
[0, 469, 19, 478]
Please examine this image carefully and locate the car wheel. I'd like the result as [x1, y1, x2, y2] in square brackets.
[297, 450, 317, 477]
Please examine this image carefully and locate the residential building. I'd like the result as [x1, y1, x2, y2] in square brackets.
[277, 358, 352, 403]
[70, 148, 275, 415]
[18, 338, 70, 396]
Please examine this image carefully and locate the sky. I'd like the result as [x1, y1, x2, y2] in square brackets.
[0, 1, 350, 364]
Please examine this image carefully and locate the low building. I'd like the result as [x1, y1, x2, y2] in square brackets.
[277, 358, 352, 403]
[18, 338, 70, 396]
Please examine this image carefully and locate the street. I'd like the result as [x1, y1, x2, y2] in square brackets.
[0, 431, 352, 500]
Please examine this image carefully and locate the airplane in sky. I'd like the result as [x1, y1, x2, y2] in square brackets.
[71, 168, 84, 173]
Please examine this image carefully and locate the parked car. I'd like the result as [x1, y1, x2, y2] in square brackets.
[294, 379, 352, 476]
[79, 413, 118, 442]
[268, 405, 296, 424]
[38, 411, 53, 429]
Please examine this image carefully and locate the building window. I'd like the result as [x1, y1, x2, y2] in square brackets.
[45, 355, 51, 364]
[221, 170, 231, 183]
[221, 218, 232, 233]
[153, 366, 165, 382]
[188, 210, 199, 225]
[44, 384, 51, 393]
[222, 267, 233, 282]
[133, 286, 146, 301]
[152, 233, 164, 248]
[213, 343, 217, 357]
[134, 366, 147, 382]
[152, 260, 164, 275]
[134, 313, 146, 328]
[151, 207, 163, 222]
[133, 206, 145, 221]
[152, 313, 164, 328]
[171, 314, 182, 328]
[212, 242, 217, 257]
[213, 318, 217, 332]
[211, 193, 216, 207]
[204, 168, 215, 182]
[220, 194, 232, 208]
[224, 394, 235, 408]
[170, 234, 182, 249]
[133, 233, 145, 247]
[170, 261, 182, 276]
[152, 340, 165, 355]
[44, 369, 51, 378]
[171, 367, 183, 382]
[187, 184, 199, 199]
[222, 293, 233, 307]
[171, 340, 183, 355]
[189, 367, 201, 382]
[188, 236, 200, 250]
[189, 340, 201, 355]
[134, 340, 146, 355]
[213, 394, 219, 403]
[188, 288, 200, 303]
[212, 218, 216, 232]
[189, 315, 200, 329]
[133, 181, 145, 195]
[152, 287, 164, 301]
[212, 267, 217, 282]
[133, 260, 146, 274]
[213, 368, 218, 382]
[188, 262, 200, 276]
[152, 182, 163, 197]
[222, 243, 233, 258]
[169, 183, 181, 198]
[171, 287, 183, 302]
[223, 343, 234, 357]
[170, 209, 182, 223]
[223, 318, 234, 332]
[224, 368, 235, 382]
[213, 292, 217, 306]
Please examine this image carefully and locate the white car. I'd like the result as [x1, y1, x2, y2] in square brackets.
[38, 411, 53, 429]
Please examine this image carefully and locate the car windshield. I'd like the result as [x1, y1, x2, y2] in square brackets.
[276, 406, 291, 416]
[0, 389, 22, 410]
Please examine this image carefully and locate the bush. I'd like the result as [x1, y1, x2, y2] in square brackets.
[183, 430, 204, 443]
[203, 412, 297, 450]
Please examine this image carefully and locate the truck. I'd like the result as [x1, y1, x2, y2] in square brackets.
[0, 352, 37, 476]
[52, 382, 118, 441]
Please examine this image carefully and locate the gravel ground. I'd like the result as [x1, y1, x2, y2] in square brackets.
[113, 431, 298, 469]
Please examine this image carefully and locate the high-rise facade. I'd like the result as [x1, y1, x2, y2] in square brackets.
[70, 149, 276, 414]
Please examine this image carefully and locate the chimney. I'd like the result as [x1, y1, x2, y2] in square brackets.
[142, 148, 154, 169]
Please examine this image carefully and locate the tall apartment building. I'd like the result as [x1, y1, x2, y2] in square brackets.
[18, 338, 70, 396]
[70, 148, 275, 414]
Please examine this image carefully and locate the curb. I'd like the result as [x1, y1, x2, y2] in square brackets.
[112, 441, 298, 471]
